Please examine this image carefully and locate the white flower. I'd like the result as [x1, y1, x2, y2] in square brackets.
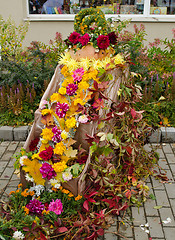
[29, 185, 45, 196]
[162, 217, 172, 224]
[62, 171, 73, 181]
[50, 179, 61, 189]
[19, 156, 28, 166]
[25, 174, 34, 182]
[13, 231, 25, 239]
[54, 183, 61, 189]
[78, 115, 89, 124]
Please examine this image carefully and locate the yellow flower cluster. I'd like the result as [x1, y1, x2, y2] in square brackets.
[21, 188, 34, 197]
[65, 117, 76, 129]
[53, 161, 67, 173]
[41, 128, 54, 141]
[41, 109, 53, 116]
[53, 141, 66, 155]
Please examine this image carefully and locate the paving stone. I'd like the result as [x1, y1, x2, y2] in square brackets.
[158, 159, 169, 170]
[1, 152, 12, 162]
[169, 199, 175, 216]
[7, 157, 16, 168]
[161, 127, 175, 143]
[7, 141, 19, 152]
[144, 199, 159, 217]
[118, 218, 133, 238]
[166, 154, 175, 164]
[0, 126, 14, 141]
[18, 141, 25, 147]
[11, 173, 20, 181]
[104, 225, 118, 240]
[0, 146, 7, 158]
[13, 126, 29, 141]
[144, 144, 152, 152]
[0, 141, 10, 147]
[162, 144, 174, 154]
[0, 167, 14, 180]
[159, 207, 175, 227]
[132, 207, 146, 226]
[155, 148, 165, 159]
[8, 180, 20, 188]
[147, 217, 164, 238]
[154, 190, 170, 207]
[151, 177, 165, 190]
[163, 227, 175, 240]
[165, 183, 175, 198]
[169, 164, 175, 175]
[164, 169, 174, 182]
[0, 179, 9, 192]
[133, 227, 149, 240]
[149, 129, 161, 143]
[4, 186, 17, 195]
[0, 161, 8, 174]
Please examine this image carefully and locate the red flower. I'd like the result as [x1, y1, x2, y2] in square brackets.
[29, 137, 39, 151]
[79, 33, 91, 46]
[108, 32, 118, 45]
[68, 31, 81, 44]
[77, 154, 88, 164]
[39, 146, 53, 161]
[97, 35, 110, 49]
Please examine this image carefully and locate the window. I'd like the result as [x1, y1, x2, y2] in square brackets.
[27, 0, 175, 19]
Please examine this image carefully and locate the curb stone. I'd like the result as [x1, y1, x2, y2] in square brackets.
[0, 126, 175, 142]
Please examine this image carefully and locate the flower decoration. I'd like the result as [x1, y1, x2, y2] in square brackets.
[48, 199, 63, 215]
[39, 146, 53, 161]
[68, 31, 81, 44]
[52, 126, 62, 143]
[78, 114, 89, 123]
[26, 199, 45, 215]
[62, 171, 73, 181]
[66, 83, 78, 96]
[97, 35, 110, 50]
[108, 32, 118, 45]
[79, 33, 91, 46]
[55, 102, 69, 118]
[12, 231, 25, 240]
[72, 67, 85, 83]
[40, 162, 57, 180]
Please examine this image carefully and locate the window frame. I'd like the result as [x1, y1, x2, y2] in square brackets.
[26, 0, 175, 22]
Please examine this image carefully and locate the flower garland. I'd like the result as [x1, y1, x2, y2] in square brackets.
[19, 51, 125, 191]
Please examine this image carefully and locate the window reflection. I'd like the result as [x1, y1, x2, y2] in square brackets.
[150, 0, 175, 14]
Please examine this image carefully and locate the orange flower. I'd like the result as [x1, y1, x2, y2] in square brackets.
[75, 195, 82, 201]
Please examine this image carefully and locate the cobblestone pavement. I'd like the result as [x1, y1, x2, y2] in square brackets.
[0, 141, 175, 240]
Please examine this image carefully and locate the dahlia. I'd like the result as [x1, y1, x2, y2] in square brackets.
[55, 102, 69, 118]
[79, 33, 91, 46]
[52, 126, 62, 143]
[66, 83, 78, 96]
[68, 31, 81, 44]
[97, 35, 110, 49]
[26, 199, 45, 215]
[39, 146, 53, 161]
[48, 199, 63, 215]
[40, 162, 56, 180]
[108, 31, 118, 45]
[72, 67, 85, 83]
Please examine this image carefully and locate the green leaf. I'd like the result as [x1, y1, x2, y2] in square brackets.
[153, 205, 162, 209]
[107, 133, 113, 141]
[149, 194, 156, 200]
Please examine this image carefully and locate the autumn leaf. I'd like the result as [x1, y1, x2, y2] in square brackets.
[163, 117, 170, 126]
[64, 147, 78, 158]
[41, 113, 54, 126]
[92, 99, 104, 110]
[23, 158, 45, 186]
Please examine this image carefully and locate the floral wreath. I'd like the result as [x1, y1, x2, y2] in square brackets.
[65, 8, 118, 51]
[74, 8, 107, 35]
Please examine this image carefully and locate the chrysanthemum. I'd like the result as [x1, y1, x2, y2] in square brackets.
[53, 161, 67, 173]
[79, 33, 91, 46]
[41, 109, 53, 116]
[54, 141, 66, 155]
[66, 83, 78, 96]
[52, 126, 62, 143]
[113, 54, 125, 65]
[65, 117, 76, 129]
[55, 102, 69, 118]
[26, 199, 45, 215]
[58, 87, 67, 95]
[97, 35, 110, 49]
[67, 58, 79, 72]
[48, 199, 63, 215]
[41, 128, 54, 141]
[59, 52, 71, 65]
[79, 57, 91, 71]
[62, 171, 73, 181]
[78, 114, 89, 123]
[40, 162, 57, 180]
[12, 231, 25, 240]
[72, 67, 85, 83]
[68, 31, 81, 44]
[61, 130, 68, 140]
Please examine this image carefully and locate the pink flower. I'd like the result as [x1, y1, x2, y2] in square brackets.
[78, 115, 89, 123]
[72, 68, 84, 83]
[26, 199, 45, 215]
[66, 83, 78, 96]
[97, 35, 110, 49]
[40, 100, 48, 109]
[39, 146, 53, 161]
[52, 126, 62, 143]
[48, 199, 63, 215]
[68, 31, 81, 44]
[55, 102, 69, 118]
[79, 33, 91, 46]
[62, 171, 73, 181]
[40, 162, 56, 180]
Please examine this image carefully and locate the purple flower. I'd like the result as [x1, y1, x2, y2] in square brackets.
[40, 162, 56, 180]
[48, 199, 63, 215]
[26, 199, 45, 215]
[52, 126, 62, 143]
[72, 68, 84, 83]
[55, 102, 69, 118]
[66, 83, 78, 96]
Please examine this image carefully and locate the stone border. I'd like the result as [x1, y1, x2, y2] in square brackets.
[0, 126, 175, 142]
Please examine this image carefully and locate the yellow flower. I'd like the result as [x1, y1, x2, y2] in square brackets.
[65, 117, 76, 129]
[113, 54, 125, 65]
[59, 52, 71, 65]
[73, 98, 84, 106]
[68, 193, 74, 197]
[79, 57, 91, 71]
[53, 161, 67, 173]
[54, 141, 66, 155]
[31, 153, 42, 160]
[23, 206, 29, 215]
[50, 93, 61, 103]
[61, 130, 68, 140]
[41, 128, 54, 141]
[21, 188, 29, 197]
[58, 87, 67, 95]
[41, 109, 53, 116]
[78, 81, 89, 91]
[61, 76, 74, 88]
[75, 195, 82, 201]
[91, 59, 103, 70]
[61, 65, 69, 77]
[67, 59, 79, 72]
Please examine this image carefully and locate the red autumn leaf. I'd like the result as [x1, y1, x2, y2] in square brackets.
[85, 232, 96, 240]
[23, 226, 30, 231]
[83, 200, 89, 211]
[125, 146, 132, 155]
[40, 232, 48, 240]
[97, 228, 104, 236]
[58, 227, 68, 233]
[102, 199, 117, 208]
[125, 189, 131, 199]
[92, 99, 104, 110]
[131, 108, 137, 119]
